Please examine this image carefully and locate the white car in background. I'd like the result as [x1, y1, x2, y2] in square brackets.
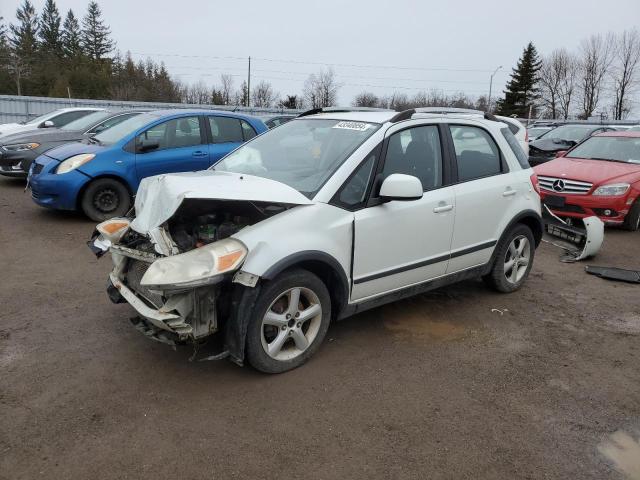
[91, 107, 543, 373]
[0, 107, 104, 138]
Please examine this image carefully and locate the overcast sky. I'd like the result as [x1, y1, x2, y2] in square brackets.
[3, 0, 640, 109]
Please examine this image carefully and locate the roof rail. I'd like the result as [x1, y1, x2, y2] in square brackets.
[297, 106, 393, 118]
[390, 106, 499, 123]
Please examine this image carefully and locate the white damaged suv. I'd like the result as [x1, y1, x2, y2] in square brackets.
[90, 107, 542, 373]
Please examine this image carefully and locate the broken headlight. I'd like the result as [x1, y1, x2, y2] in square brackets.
[140, 238, 247, 291]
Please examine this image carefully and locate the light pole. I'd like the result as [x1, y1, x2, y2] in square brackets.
[487, 65, 502, 113]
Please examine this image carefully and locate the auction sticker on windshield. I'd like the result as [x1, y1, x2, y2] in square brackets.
[333, 121, 373, 131]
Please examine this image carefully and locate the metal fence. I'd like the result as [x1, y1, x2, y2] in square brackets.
[0, 94, 303, 123]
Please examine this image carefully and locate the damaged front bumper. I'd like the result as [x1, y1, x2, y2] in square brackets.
[106, 245, 220, 344]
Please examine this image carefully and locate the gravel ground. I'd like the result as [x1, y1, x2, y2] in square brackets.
[1, 176, 639, 480]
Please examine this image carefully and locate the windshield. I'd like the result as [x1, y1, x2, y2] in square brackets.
[214, 118, 381, 198]
[566, 136, 640, 164]
[94, 112, 160, 145]
[61, 111, 112, 131]
[542, 125, 595, 143]
[24, 110, 60, 125]
[528, 127, 550, 137]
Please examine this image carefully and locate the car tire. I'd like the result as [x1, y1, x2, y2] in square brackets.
[483, 224, 535, 293]
[245, 269, 331, 374]
[622, 199, 640, 232]
[80, 178, 131, 222]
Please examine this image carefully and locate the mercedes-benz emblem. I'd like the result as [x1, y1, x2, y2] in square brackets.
[552, 179, 565, 192]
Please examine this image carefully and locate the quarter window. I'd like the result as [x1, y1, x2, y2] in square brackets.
[137, 116, 202, 151]
[381, 125, 443, 191]
[335, 151, 377, 209]
[450, 125, 502, 181]
[208, 116, 244, 143]
[241, 120, 257, 141]
[501, 127, 529, 168]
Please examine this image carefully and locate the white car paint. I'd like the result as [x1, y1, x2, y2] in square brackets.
[0, 107, 103, 137]
[131, 170, 312, 234]
[101, 110, 542, 364]
[128, 112, 540, 305]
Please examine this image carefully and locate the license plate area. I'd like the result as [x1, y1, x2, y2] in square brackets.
[544, 195, 566, 208]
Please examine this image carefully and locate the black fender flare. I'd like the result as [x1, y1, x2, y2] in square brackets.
[483, 209, 543, 275]
[224, 251, 350, 365]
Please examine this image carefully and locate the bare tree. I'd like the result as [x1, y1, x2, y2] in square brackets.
[578, 33, 614, 118]
[557, 51, 578, 119]
[352, 91, 379, 107]
[220, 73, 234, 105]
[279, 95, 303, 109]
[181, 80, 211, 104]
[303, 68, 339, 108]
[611, 28, 640, 120]
[251, 80, 277, 107]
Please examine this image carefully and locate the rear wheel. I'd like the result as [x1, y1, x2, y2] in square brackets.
[80, 178, 131, 222]
[246, 269, 331, 373]
[622, 199, 640, 231]
[483, 224, 535, 293]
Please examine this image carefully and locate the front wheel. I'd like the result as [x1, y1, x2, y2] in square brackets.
[483, 224, 535, 293]
[622, 199, 640, 231]
[80, 178, 131, 222]
[246, 269, 331, 373]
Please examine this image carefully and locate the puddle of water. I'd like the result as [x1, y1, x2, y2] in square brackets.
[382, 302, 466, 341]
[598, 430, 640, 480]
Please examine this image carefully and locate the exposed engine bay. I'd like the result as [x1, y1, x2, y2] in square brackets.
[165, 199, 289, 253]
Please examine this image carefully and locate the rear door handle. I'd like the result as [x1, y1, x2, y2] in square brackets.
[433, 204, 454, 213]
[503, 188, 517, 197]
[192, 151, 208, 157]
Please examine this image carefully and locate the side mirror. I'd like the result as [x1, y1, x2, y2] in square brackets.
[41, 120, 55, 128]
[379, 174, 423, 201]
[555, 150, 567, 158]
[137, 139, 160, 153]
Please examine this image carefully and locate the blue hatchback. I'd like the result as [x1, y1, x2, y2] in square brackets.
[28, 109, 267, 221]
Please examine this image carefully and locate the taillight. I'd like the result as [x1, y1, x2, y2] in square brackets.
[525, 130, 529, 142]
[530, 173, 540, 195]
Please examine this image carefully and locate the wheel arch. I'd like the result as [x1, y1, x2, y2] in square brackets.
[75, 174, 134, 211]
[261, 250, 350, 320]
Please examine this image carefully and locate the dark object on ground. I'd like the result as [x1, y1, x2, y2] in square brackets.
[585, 265, 640, 283]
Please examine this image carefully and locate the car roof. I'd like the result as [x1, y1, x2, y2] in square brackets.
[302, 111, 398, 123]
[147, 108, 260, 120]
[594, 130, 640, 138]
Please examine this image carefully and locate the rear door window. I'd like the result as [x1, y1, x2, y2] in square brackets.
[208, 116, 244, 143]
[501, 127, 530, 168]
[449, 125, 502, 181]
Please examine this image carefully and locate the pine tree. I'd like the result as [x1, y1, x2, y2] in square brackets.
[8, 0, 39, 95]
[39, 0, 62, 56]
[61, 10, 82, 58]
[81, 1, 114, 60]
[9, 0, 39, 58]
[496, 42, 542, 117]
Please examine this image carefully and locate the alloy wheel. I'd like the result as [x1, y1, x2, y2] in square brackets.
[504, 235, 530, 284]
[260, 287, 322, 361]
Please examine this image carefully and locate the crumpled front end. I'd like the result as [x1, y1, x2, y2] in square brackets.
[99, 227, 221, 345]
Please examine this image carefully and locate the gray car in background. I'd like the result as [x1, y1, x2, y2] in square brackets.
[0, 110, 146, 178]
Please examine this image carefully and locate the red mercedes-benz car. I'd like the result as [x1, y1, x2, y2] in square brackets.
[534, 131, 640, 231]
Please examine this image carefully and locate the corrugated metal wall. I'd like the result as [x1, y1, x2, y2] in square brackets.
[0, 95, 303, 123]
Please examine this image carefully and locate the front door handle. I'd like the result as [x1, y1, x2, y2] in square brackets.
[503, 188, 517, 197]
[433, 204, 454, 213]
[192, 151, 208, 157]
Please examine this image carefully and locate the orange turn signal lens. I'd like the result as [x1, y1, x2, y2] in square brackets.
[217, 250, 244, 272]
[101, 221, 129, 234]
